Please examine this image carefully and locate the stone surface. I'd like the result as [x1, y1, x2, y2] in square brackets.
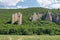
[14, 13, 18, 22]
[58, 15, 60, 22]
[45, 11, 52, 21]
[30, 12, 43, 21]
[18, 12, 22, 25]
[11, 12, 22, 25]
[11, 14, 15, 24]
[42, 11, 52, 21]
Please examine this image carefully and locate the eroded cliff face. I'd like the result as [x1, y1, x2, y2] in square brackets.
[11, 12, 22, 25]
[11, 11, 60, 25]
[30, 11, 60, 23]
[29, 12, 43, 22]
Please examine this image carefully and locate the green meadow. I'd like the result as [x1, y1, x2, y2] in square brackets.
[0, 35, 60, 40]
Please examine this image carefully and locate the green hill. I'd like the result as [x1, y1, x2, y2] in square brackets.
[0, 7, 60, 35]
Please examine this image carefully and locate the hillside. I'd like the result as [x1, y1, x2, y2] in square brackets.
[0, 7, 60, 35]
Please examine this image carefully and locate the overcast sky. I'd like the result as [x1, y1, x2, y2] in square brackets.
[0, 0, 60, 9]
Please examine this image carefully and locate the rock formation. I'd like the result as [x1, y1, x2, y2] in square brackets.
[11, 14, 15, 24]
[29, 11, 60, 23]
[30, 12, 42, 21]
[11, 12, 22, 25]
[52, 14, 57, 22]
[11, 11, 60, 25]
[58, 15, 60, 22]
[18, 12, 22, 25]
[42, 11, 53, 22]
[14, 13, 18, 22]
[45, 11, 52, 21]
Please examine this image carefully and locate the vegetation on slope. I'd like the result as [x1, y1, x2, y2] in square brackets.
[0, 7, 60, 35]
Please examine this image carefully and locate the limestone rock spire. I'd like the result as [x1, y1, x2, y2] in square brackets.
[45, 11, 52, 21]
[11, 14, 15, 24]
[18, 12, 22, 25]
[11, 12, 22, 25]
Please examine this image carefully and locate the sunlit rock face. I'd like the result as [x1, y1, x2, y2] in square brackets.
[12, 11, 60, 25]
[11, 13, 15, 24]
[11, 12, 22, 25]
[29, 12, 43, 22]
[29, 11, 60, 23]
[18, 12, 22, 25]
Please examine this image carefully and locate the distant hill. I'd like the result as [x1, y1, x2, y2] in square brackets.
[0, 7, 60, 35]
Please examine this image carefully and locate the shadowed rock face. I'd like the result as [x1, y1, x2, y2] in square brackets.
[12, 11, 60, 25]
[11, 12, 22, 25]
[55, 15, 60, 23]
[51, 14, 60, 23]
[58, 15, 60, 22]
[42, 11, 52, 21]
[30, 11, 53, 22]
[42, 11, 60, 23]
[45, 11, 52, 21]
[52, 14, 58, 22]
[42, 13, 47, 20]
[29, 11, 60, 23]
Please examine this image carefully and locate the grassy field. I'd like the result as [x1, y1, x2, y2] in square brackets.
[0, 35, 60, 40]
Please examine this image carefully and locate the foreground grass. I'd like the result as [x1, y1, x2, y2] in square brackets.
[0, 35, 60, 40]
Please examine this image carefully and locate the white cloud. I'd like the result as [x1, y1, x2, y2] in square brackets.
[37, 0, 54, 6]
[0, 0, 60, 9]
[17, 6, 22, 8]
[49, 3, 60, 9]
[1, 6, 28, 9]
[0, 0, 25, 6]
[17, 6, 28, 8]
[37, 0, 60, 9]
[20, 0, 25, 2]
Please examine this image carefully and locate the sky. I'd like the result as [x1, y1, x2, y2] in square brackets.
[0, 0, 60, 9]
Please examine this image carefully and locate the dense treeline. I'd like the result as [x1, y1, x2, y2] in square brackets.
[0, 7, 60, 35]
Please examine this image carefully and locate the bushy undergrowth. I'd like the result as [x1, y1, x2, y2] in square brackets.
[0, 8, 60, 35]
